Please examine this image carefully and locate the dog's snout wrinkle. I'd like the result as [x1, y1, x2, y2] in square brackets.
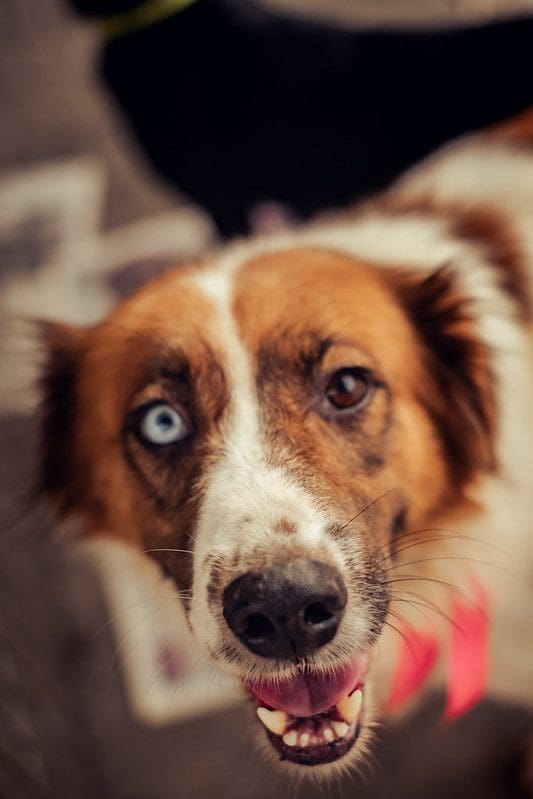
[222, 559, 347, 660]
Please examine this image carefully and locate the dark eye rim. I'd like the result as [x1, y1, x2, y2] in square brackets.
[320, 366, 376, 415]
[124, 399, 193, 451]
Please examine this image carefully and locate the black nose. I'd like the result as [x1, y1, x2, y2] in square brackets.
[222, 559, 347, 659]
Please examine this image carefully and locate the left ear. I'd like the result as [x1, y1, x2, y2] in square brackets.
[37, 320, 86, 512]
[391, 264, 497, 490]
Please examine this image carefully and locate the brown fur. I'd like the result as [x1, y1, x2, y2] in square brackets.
[40, 246, 496, 601]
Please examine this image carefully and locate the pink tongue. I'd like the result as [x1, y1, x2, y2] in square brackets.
[249, 654, 369, 717]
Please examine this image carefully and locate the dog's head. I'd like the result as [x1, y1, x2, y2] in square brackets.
[39, 247, 495, 772]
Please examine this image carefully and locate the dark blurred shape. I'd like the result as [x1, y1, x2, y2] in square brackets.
[68, 0, 533, 235]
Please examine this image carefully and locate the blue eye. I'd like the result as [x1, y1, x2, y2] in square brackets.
[139, 403, 189, 446]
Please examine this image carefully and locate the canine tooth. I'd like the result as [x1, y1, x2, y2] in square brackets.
[299, 733, 310, 747]
[256, 707, 289, 736]
[336, 688, 363, 724]
[323, 727, 334, 742]
[283, 730, 298, 747]
[333, 721, 349, 739]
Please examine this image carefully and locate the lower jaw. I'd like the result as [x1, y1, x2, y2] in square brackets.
[266, 720, 359, 766]
[257, 689, 365, 767]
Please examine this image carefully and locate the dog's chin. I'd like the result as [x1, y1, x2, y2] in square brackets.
[244, 652, 371, 769]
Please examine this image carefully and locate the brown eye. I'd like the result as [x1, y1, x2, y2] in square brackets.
[325, 368, 371, 410]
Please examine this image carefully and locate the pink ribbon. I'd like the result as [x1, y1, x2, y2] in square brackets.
[386, 578, 489, 718]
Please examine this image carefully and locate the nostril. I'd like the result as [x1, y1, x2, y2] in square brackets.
[241, 613, 276, 643]
[303, 601, 336, 627]
[223, 560, 347, 659]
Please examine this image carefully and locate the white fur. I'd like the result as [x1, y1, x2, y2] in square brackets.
[395, 136, 533, 269]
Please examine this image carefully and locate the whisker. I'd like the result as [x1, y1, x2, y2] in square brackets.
[337, 488, 400, 534]
[382, 620, 417, 661]
[389, 595, 433, 626]
[375, 535, 461, 565]
[93, 598, 155, 639]
[389, 592, 458, 628]
[377, 527, 508, 557]
[389, 587, 448, 614]
[376, 528, 460, 552]
[383, 555, 507, 573]
[145, 547, 194, 555]
[386, 608, 417, 636]
[93, 579, 192, 640]
[375, 528, 457, 559]
[383, 574, 468, 595]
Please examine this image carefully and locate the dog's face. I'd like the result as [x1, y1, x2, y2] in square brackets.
[40, 247, 494, 772]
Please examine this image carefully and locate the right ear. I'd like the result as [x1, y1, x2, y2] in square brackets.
[38, 321, 85, 510]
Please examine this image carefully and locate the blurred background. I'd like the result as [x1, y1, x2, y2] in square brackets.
[1, 1, 533, 797]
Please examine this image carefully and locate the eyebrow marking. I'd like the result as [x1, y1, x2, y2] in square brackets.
[301, 336, 336, 377]
[256, 330, 335, 386]
[147, 347, 193, 380]
[129, 340, 223, 402]
[158, 365, 189, 382]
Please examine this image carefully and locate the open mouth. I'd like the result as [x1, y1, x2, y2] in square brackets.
[248, 654, 368, 766]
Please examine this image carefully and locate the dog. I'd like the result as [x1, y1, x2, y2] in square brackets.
[38, 110, 533, 776]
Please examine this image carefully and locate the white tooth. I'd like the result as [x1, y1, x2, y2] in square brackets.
[323, 727, 334, 742]
[336, 688, 363, 724]
[283, 730, 298, 747]
[310, 734, 320, 745]
[299, 733, 310, 747]
[256, 707, 289, 736]
[333, 721, 349, 739]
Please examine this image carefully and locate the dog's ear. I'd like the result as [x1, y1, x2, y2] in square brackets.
[392, 264, 497, 489]
[38, 321, 85, 510]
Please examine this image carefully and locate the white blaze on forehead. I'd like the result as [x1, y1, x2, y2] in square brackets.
[190, 260, 323, 513]
[187, 260, 333, 651]
[190, 262, 326, 536]
[192, 265, 260, 455]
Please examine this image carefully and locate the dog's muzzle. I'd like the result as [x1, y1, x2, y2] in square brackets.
[222, 558, 369, 766]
